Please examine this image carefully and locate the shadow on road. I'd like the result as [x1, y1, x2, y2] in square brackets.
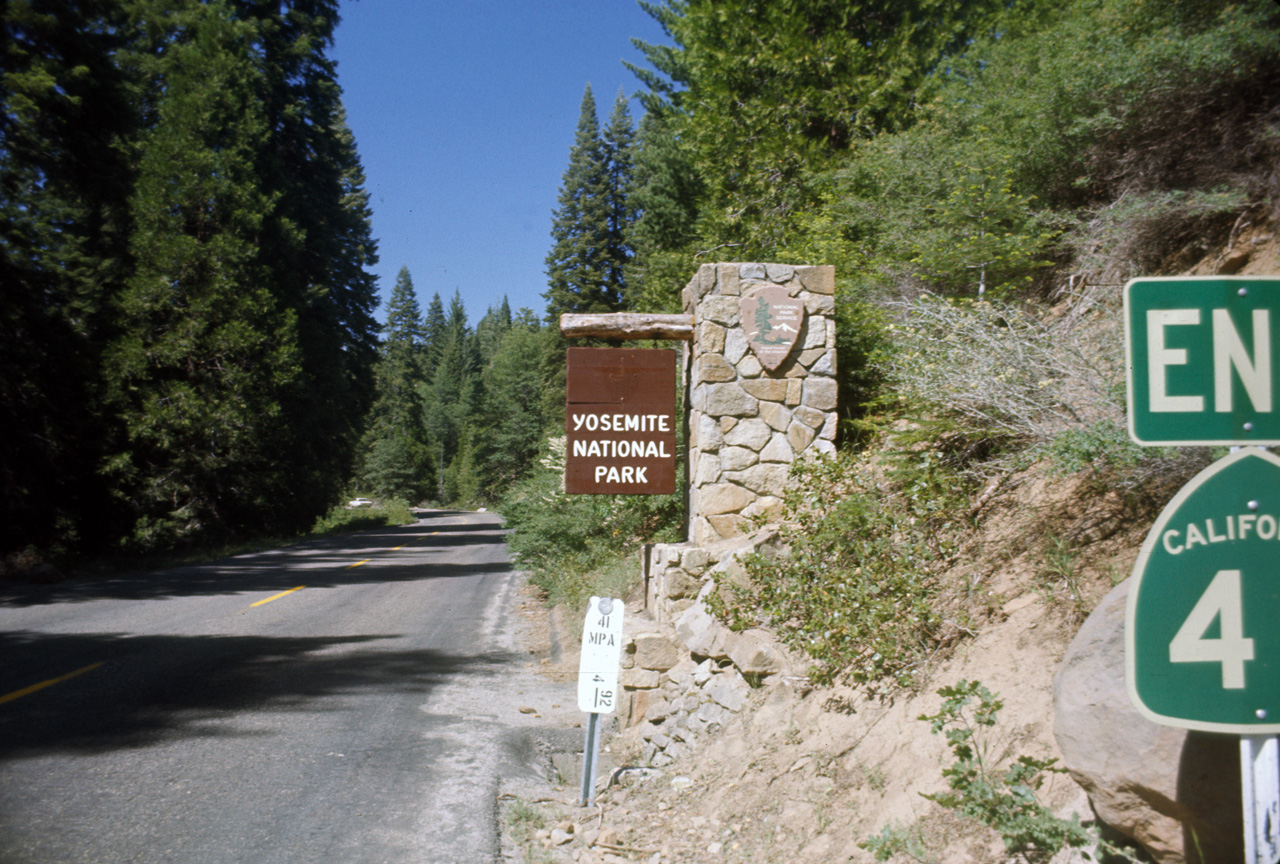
[0, 513, 513, 608]
[0, 629, 518, 760]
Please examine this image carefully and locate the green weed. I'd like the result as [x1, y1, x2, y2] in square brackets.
[863, 680, 1094, 862]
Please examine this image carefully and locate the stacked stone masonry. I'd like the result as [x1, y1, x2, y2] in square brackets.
[621, 529, 797, 761]
[612, 263, 834, 744]
[683, 263, 836, 546]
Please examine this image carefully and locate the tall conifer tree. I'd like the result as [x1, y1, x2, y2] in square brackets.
[1, 0, 134, 551]
[601, 89, 636, 298]
[357, 266, 434, 500]
[543, 85, 620, 318]
[106, 0, 301, 544]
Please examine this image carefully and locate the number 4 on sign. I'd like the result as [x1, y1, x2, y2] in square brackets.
[1169, 569, 1256, 689]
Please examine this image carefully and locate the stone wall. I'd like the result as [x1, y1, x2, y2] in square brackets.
[684, 263, 837, 546]
[615, 263, 836, 734]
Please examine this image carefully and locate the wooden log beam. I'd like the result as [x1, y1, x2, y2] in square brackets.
[559, 313, 694, 341]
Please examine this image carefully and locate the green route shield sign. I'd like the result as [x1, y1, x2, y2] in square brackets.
[1127, 448, 1280, 732]
[1125, 277, 1280, 445]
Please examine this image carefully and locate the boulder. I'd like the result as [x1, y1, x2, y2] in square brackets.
[726, 628, 787, 678]
[632, 632, 683, 672]
[675, 587, 732, 660]
[1053, 581, 1242, 864]
[704, 668, 752, 712]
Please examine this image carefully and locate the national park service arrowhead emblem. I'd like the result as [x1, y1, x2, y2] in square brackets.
[740, 286, 805, 371]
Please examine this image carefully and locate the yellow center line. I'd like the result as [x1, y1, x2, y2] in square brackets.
[247, 531, 438, 609]
[250, 585, 306, 607]
[393, 531, 439, 552]
[0, 662, 105, 706]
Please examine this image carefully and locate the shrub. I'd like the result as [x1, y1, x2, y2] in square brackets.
[708, 449, 970, 689]
[500, 437, 682, 609]
[310, 497, 415, 536]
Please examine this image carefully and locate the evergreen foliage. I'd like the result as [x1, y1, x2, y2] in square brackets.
[543, 85, 632, 318]
[1, 0, 380, 554]
[357, 266, 434, 501]
[8, 0, 1279, 571]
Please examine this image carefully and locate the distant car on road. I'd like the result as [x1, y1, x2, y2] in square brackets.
[347, 497, 374, 508]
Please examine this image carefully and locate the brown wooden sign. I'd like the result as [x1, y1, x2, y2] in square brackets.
[740, 286, 805, 371]
[565, 347, 677, 495]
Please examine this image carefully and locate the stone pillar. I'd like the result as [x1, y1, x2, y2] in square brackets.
[683, 263, 836, 545]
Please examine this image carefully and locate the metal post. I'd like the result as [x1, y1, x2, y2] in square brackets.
[1242, 734, 1280, 864]
[580, 711, 601, 807]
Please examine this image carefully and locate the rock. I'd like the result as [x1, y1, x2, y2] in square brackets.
[661, 567, 699, 600]
[663, 657, 698, 687]
[696, 701, 730, 726]
[645, 699, 674, 722]
[801, 377, 838, 411]
[787, 419, 816, 453]
[726, 628, 786, 677]
[699, 483, 755, 516]
[1053, 580, 1242, 864]
[739, 378, 789, 402]
[696, 353, 736, 382]
[797, 265, 835, 295]
[621, 667, 661, 689]
[696, 414, 724, 451]
[719, 446, 758, 472]
[675, 594, 732, 660]
[704, 668, 751, 712]
[703, 383, 758, 417]
[723, 418, 773, 451]
[724, 464, 789, 497]
[723, 328, 749, 365]
[764, 263, 795, 283]
[700, 295, 741, 326]
[739, 263, 767, 280]
[759, 433, 793, 463]
[633, 632, 683, 672]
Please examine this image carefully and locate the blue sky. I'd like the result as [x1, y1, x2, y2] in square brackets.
[331, 0, 669, 325]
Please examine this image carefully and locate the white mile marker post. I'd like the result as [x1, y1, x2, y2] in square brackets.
[578, 596, 623, 806]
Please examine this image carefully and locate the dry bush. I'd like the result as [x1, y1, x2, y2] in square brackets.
[885, 292, 1122, 442]
[883, 288, 1213, 493]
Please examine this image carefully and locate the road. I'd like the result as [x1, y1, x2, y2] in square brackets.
[0, 510, 568, 864]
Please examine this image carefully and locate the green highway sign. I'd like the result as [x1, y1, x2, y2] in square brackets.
[1127, 448, 1280, 733]
[1125, 277, 1280, 445]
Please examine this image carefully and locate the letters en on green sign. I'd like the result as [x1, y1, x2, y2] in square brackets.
[1125, 277, 1280, 446]
[1126, 448, 1280, 732]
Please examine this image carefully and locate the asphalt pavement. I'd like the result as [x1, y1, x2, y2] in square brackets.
[0, 510, 572, 864]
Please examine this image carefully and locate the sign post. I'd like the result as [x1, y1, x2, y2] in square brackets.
[1125, 277, 1280, 863]
[577, 596, 623, 806]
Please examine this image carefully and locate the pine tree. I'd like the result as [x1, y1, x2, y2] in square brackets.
[625, 108, 703, 312]
[237, 0, 380, 528]
[475, 318, 550, 497]
[601, 89, 636, 297]
[422, 291, 448, 374]
[543, 85, 621, 318]
[421, 291, 478, 502]
[1, 0, 134, 552]
[105, 0, 301, 545]
[475, 296, 513, 365]
[356, 265, 435, 500]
